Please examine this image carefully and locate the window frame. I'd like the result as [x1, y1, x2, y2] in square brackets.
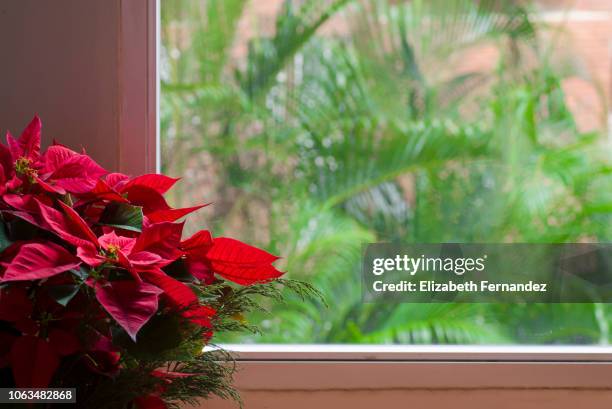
[120, 0, 159, 175]
[149, 1, 612, 395]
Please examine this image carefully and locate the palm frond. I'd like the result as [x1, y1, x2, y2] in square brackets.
[238, 0, 352, 99]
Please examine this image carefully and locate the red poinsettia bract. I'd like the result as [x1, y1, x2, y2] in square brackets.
[0, 117, 285, 406]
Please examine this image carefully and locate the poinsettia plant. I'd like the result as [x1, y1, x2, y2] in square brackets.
[0, 117, 313, 408]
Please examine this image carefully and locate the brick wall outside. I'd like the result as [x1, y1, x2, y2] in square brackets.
[235, 0, 610, 132]
[540, 0, 612, 131]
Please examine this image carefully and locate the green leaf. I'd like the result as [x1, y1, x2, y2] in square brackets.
[70, 266, 90, 282]
[113, 314, 187, 360]
[163, 259, 197, 282]
[0, 223, 12, 253]
[239, 0, 351, 99]
[98, 203, 144, 232]
[48, 284, 80, 307]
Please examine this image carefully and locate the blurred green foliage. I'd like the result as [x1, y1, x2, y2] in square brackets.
[160, 0, 612, 344]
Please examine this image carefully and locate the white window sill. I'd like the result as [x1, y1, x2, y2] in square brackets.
[212, 344, 612, 391]
[220, 343, 612, 361]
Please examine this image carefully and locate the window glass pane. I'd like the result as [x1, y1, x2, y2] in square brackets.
[160, 0, 612, 344]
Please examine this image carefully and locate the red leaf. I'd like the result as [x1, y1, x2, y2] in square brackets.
[140, 269, 198, 310]
[14, 318, 38, 336]
[181, 230, 213, 252]
[129, 251, 163, 267]
[85, 350, 121, 377]
[4, 193, 42, 213]
[2, 194, 54, 230]
[134, 395, 167, 409]
[181, 230, 214, 282]
[88, 179, 129, 203]
[123, 174, 179, 195]
[9, 336, 60, 387]
[0, 287, 32, 322]
[36, 199, 98, 248]
[124, 185, 170, 212]
[95, 280, 163, 340]
[2, 210, 46, 230]
[76, 242, 104, 267]
[84, 333, 121, 376]
[133, 222, 183, 261]
[48, 329, 80, 356]
[185, 259, 214, 283]
[182, 305, 215, 328]
[41, 144, 76, 174]
[7, 116, 41, 161]
[35, 176, 67, 194]
[205, 238, 283, 285]
[98, 231, 136, 254]
[105, 172, 130, 189]
[5, 132, 20, 162]
[2, 242, 81, 282]
[141, 270, 215, 327]
[20, 116, 42, 160]
[0, 332, 16, 367]
[47, 154, 107, 194]
[57, 200, 99, 244]
[0, 143, 14, 180]
[146, 204, 206, 223]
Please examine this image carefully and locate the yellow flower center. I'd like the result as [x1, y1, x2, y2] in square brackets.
[103, 244, 120, 260]
[14, 156, 38, 183]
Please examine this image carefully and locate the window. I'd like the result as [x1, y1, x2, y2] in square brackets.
[160, 0, 612, 348]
